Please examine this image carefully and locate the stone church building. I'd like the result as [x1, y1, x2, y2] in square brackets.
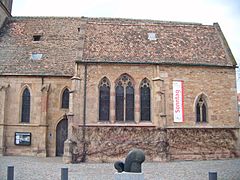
[0, 0, 240, 162]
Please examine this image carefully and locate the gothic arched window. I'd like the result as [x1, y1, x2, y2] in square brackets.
[140, 78, 151, 121]
[21, 88, 31, 123]
[99, 77, 110, 121]
[115, 74, 134, 122]
[196, 94, 208, 123]
[62, 88, 69, 109]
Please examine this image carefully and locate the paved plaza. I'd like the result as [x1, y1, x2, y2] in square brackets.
[0, 156, 240, 180]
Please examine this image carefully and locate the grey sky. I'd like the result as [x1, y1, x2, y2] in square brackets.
[12, 0, 240, 89]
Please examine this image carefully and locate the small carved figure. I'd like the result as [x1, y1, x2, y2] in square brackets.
[114, 149, 145, 173]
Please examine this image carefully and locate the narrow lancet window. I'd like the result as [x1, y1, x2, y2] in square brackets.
[21, 88, 31, 123]
[62, 88, 69, 109]
[99, 77, 110, 121]
[116, 83, 124, 121]
[140, 78, 151, 121]
[196, 95, 207, 123]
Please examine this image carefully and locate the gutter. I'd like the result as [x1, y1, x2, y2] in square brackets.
[0, 74, 73, 78]
[75, 60, 237, 68]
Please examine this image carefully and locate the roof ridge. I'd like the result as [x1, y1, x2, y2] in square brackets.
[85, 17, 203, 25]
[10, 16, 85, 20]
[10, 16, 204, 26]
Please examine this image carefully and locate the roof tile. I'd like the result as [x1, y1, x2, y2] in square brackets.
[0, 17, 236, 76]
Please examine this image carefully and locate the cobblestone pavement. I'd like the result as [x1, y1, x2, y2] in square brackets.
[0, 156, 240, 180]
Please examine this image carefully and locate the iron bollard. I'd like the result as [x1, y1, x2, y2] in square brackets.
[61, 168, 68, 180]
[209, 172, 217, 180]
[7, 166, 14, 180]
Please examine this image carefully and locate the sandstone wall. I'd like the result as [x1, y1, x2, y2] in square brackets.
[0, 76, 71, 156]
[72, 125, 168, 162]
[168, 128, 238, 160]
[72, 126, 238, 162]
[76, 63, 238, 127]
[69, 63, 239, 162]
[165, 65, 238, 127]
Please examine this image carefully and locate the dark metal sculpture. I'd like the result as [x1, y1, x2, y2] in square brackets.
[114, 149, 145, 173]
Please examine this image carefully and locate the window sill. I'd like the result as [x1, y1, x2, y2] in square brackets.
[78, 122, 155, 127]
[196, 122, 208, 124]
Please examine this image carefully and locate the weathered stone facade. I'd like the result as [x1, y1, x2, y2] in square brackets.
[168, 128, 238, 160]
[0, 76, 71, 156]
[71, 126, 168, 162]
[0, 3, 239, 162]
[73, 64, 238, 127]
[69, 126, 238, 162]
[64, 63, 239, 162]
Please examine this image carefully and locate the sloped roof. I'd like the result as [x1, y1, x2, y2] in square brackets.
[82, 18, 236, 67]
[0, 17, 84, 76]
[0, 17, 236, 76]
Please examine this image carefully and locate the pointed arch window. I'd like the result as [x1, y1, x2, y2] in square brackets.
[21, 88, 31, 123]
[62, 88, 69, 109]
[140, 78, 151, 121]
[115, 74, 134, 122]
[196, 95, 207, 123]
[99, 77, 110, 121]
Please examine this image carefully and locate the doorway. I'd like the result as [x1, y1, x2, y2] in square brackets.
[56, 117, 68, 156]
